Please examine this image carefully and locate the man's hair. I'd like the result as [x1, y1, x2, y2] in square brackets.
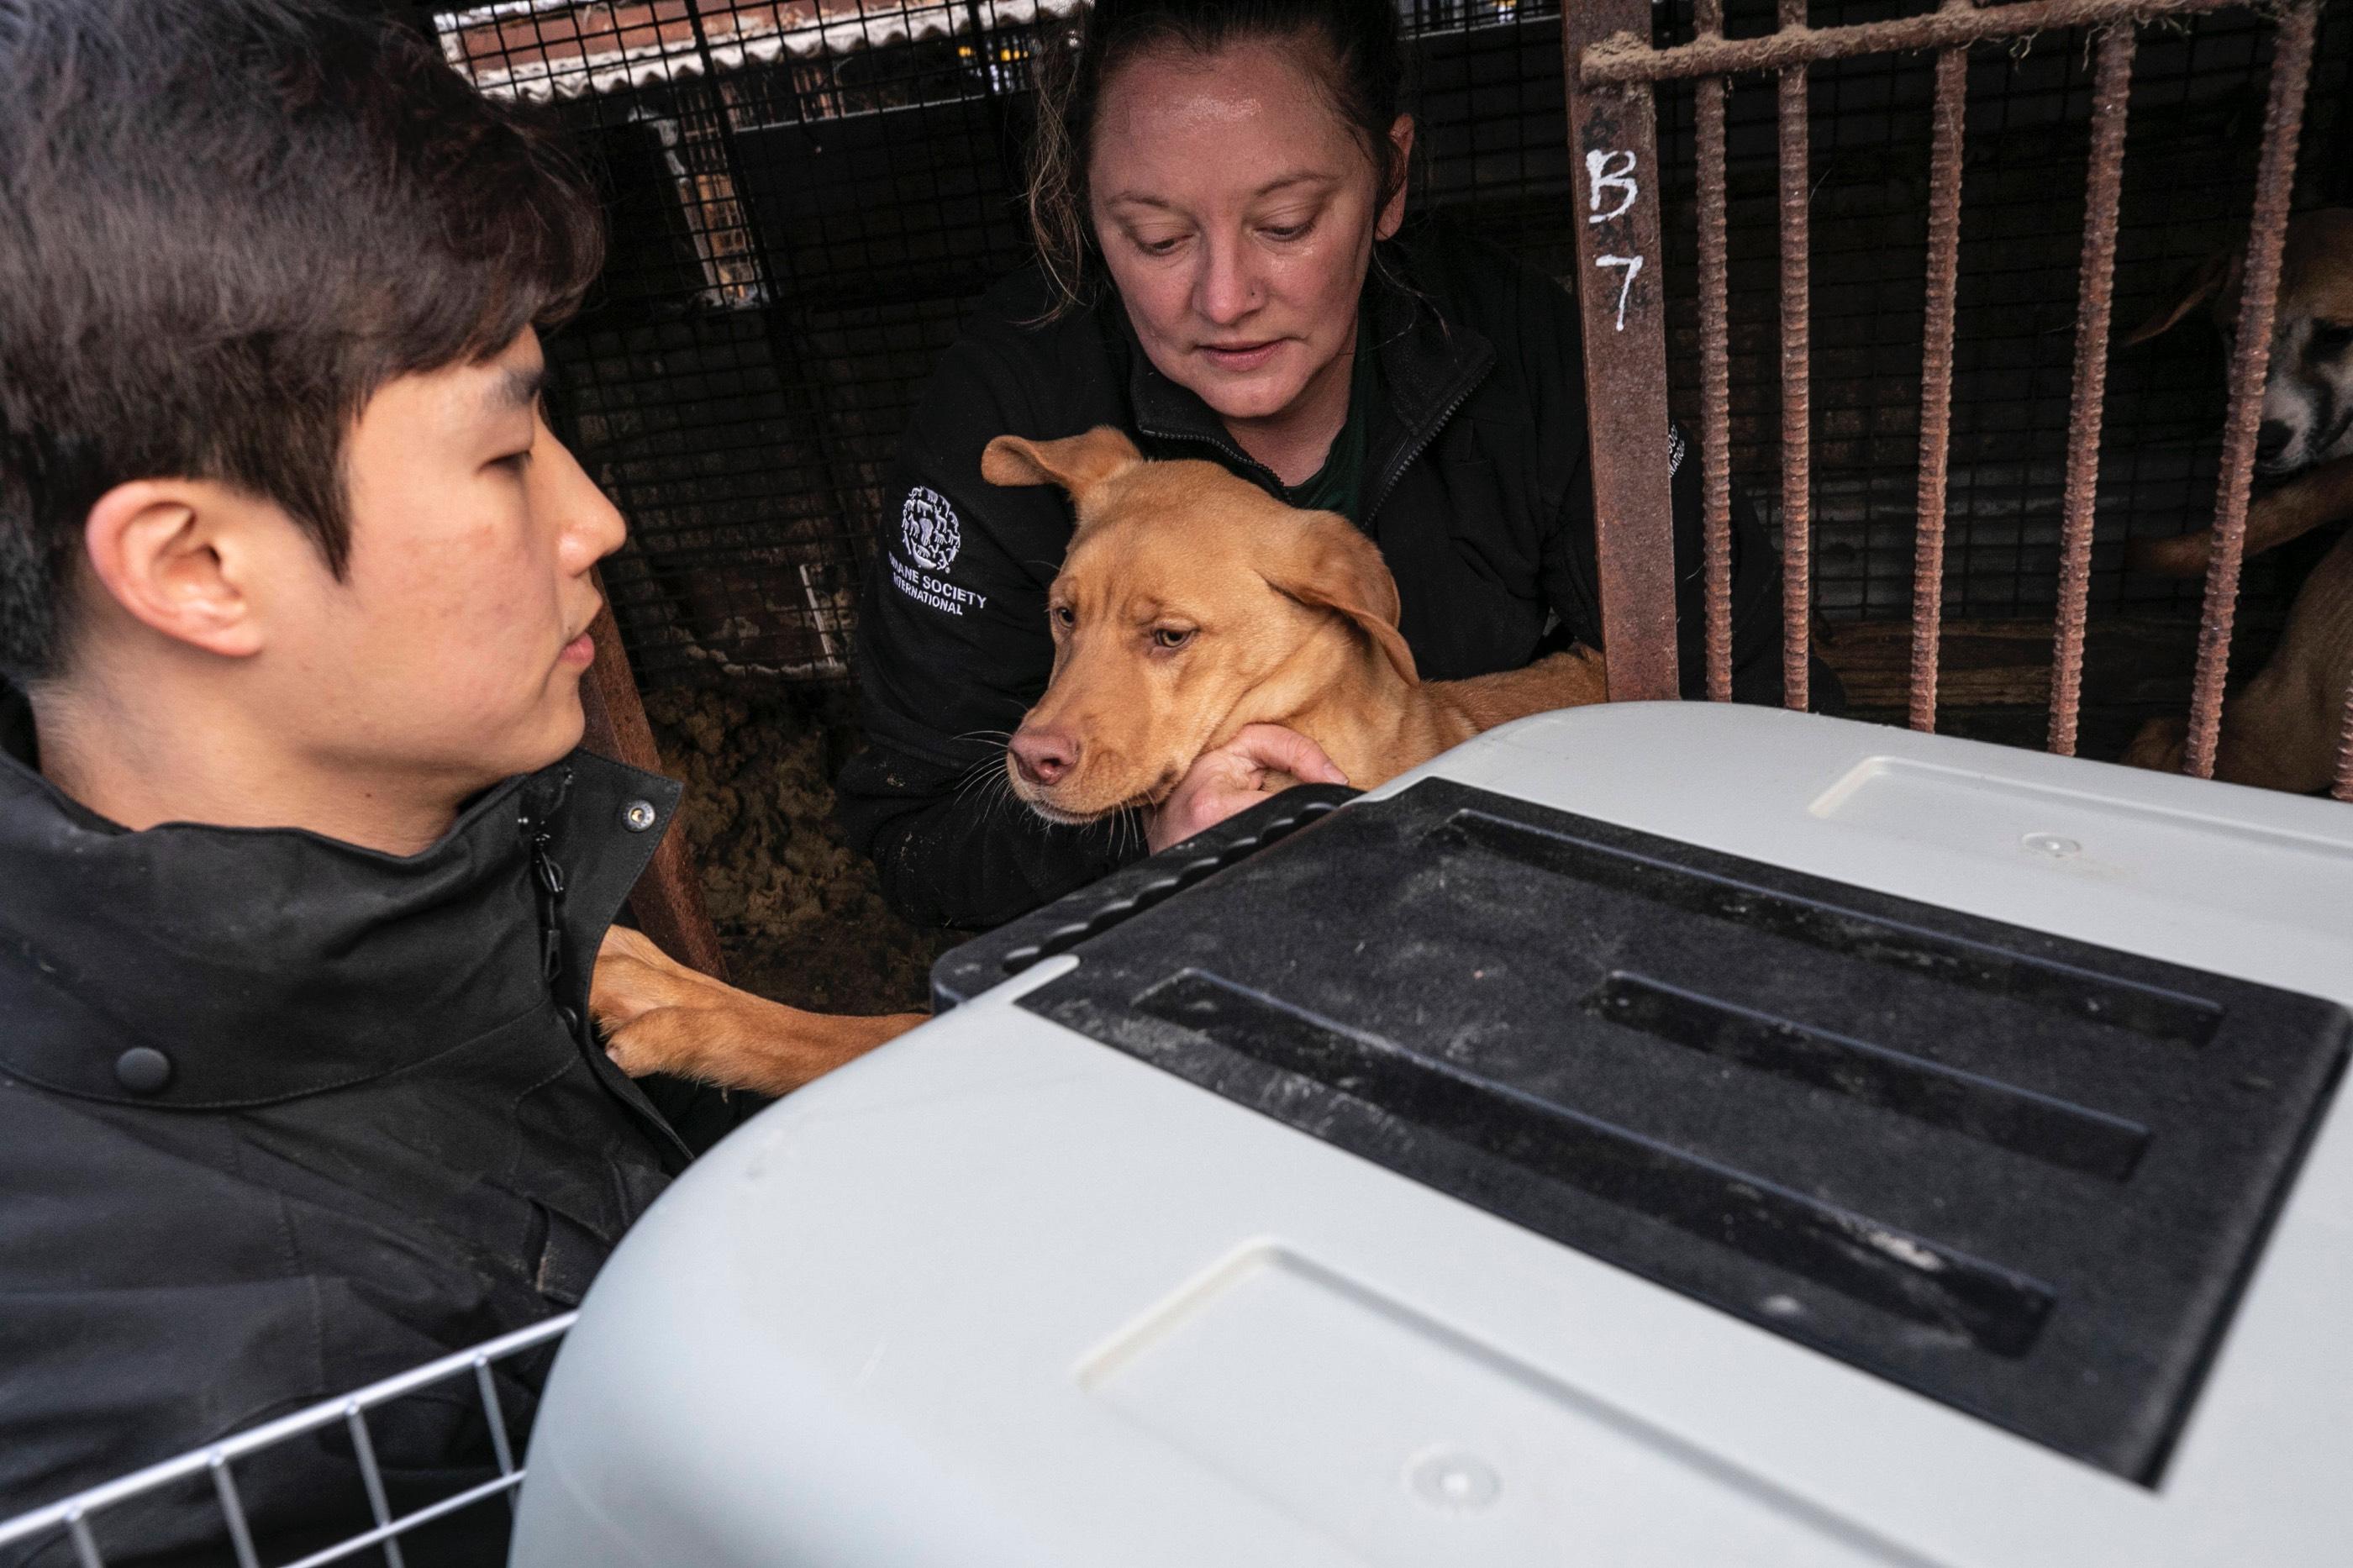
[0, 0, 603, 681]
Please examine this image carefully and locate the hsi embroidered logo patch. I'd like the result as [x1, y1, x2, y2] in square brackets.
[1666, 422, 1687, 477]
[892, 486, 987, 617]
[902, 487, 961, 571]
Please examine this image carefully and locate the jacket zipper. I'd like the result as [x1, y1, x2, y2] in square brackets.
[1136, 357, 1492, 529]
[527, 823, 569, 991]
[519, 771, 697, 1166]
[1359, 357, 1493, 525]
[517, 771, 576, 1018]
[1130, 421, 1275, 487]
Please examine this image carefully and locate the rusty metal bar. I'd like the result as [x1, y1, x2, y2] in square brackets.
[579, 569, 732, 982]
[1777, 0, 1812, 712]
[1908, 13, 1969, 734]
[1585, 0, 2254, 85]
[2046, 24, 2135, 759]
[2186, 0, 2319, 779]
[1563, 0, 1682, 702]
[1695, 0, 1734, 703]
[2334, 681, 2353, 802]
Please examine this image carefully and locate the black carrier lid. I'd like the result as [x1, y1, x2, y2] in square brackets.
[934, 781, 2348, 1485]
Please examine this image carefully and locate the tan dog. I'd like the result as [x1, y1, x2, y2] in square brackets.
[982, 427, 1608, 825]
[2119, 534, 2353, 790]
[589, 926, 924, 1097]
[2121, 210, 2353, 791]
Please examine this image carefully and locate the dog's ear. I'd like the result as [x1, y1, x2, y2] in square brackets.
[1265, 513, 1419, 687]
[980, 427, 1143, 502]
[2124, 250, 2239, 347]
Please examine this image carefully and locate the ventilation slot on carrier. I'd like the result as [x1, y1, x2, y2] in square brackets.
[1011, 777, 2348, 1483]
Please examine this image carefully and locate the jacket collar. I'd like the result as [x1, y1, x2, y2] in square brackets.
[1113, 239, 1496, 517]
[0, 687, 679, 1109]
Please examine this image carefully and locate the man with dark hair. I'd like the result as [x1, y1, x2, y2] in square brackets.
[0, 3, 750, 1560]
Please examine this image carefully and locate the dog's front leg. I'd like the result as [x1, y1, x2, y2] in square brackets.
[2128, 453, 2353, 577]
[591, 926, 927, 1097]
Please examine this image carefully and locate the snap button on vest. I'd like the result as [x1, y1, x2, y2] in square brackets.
[622, 799, 658, 833]
[114, 1046, 173, 1095]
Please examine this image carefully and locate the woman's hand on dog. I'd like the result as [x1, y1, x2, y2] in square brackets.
[1145, 723, 1348, 854]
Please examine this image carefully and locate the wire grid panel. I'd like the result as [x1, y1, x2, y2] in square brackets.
[434, 2, 1079, 688]
[0, 1314, 575, 1568]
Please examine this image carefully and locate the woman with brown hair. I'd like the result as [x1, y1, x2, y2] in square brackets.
[839, 0, 1810, 930]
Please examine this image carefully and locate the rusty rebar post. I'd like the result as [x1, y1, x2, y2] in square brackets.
[1777, 0, 1812, 711]
[2333, 681, 2353, 802]
[1909, 18, 1969, 733]
[579, 571, 730, 982]
[2186, 0, 2318, 779]
[1696, 0, 1734, 703]
[1564, 0, 1682, 702]
[2046, 24, 2135, 759]
[1585, 0, 2259, 85]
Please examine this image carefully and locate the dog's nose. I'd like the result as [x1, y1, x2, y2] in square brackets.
[1009, 727, 1078, 787]
[2256, 420, 2293, 462]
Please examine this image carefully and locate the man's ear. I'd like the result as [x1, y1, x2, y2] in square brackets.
[2123, 250, 2239, 347]
[1264, 512, 1419, 686]
[81, 479, 268, 658]
[980, 427, 1144, 504]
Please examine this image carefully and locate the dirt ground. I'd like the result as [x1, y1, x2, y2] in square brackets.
[641, 685, 958, 1015]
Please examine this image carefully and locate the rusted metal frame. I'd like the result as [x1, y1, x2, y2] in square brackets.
[2186, 0, 2319, 779]
[1777, 0, 1812, 712]
[1908, 13, 1970, 733]
[579, 570, 732, 982]
[1563, 0, 1682, 702]
[2046, 24, 2136, 759]
[2334, 685, 2353, 802]
[1584, 0, 2255, 85]
[1694, 0, 1734, 703]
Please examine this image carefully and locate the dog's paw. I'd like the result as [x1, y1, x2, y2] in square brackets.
[1535, 645, 1610, 706]
[2121, 715, 2189, 772]
[590, 926, 724, 1078]
[599, 1006, 709, 1081]
[590, 927, 927, 1096]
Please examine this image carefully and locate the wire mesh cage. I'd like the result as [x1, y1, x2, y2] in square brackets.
[429, 2, 1078, 688]
[429, 0, 2352, 761]
[0, 1314, 573, 1568]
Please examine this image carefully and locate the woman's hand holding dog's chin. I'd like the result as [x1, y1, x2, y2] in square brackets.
[1145, 723, 1348, 854]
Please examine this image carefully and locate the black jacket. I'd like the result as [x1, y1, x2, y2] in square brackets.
[0, 692, 750, 1566]
[837, 224, 1812, 930]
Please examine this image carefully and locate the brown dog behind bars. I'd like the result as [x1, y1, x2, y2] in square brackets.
[2119, 208, 2353, 791]
[985, 427, 1609, 825]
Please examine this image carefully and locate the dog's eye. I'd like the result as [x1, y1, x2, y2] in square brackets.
[1153, 627, 1195, 650]
[2313, 322, 2353, 354]
[1051, 605, 1076, 629]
